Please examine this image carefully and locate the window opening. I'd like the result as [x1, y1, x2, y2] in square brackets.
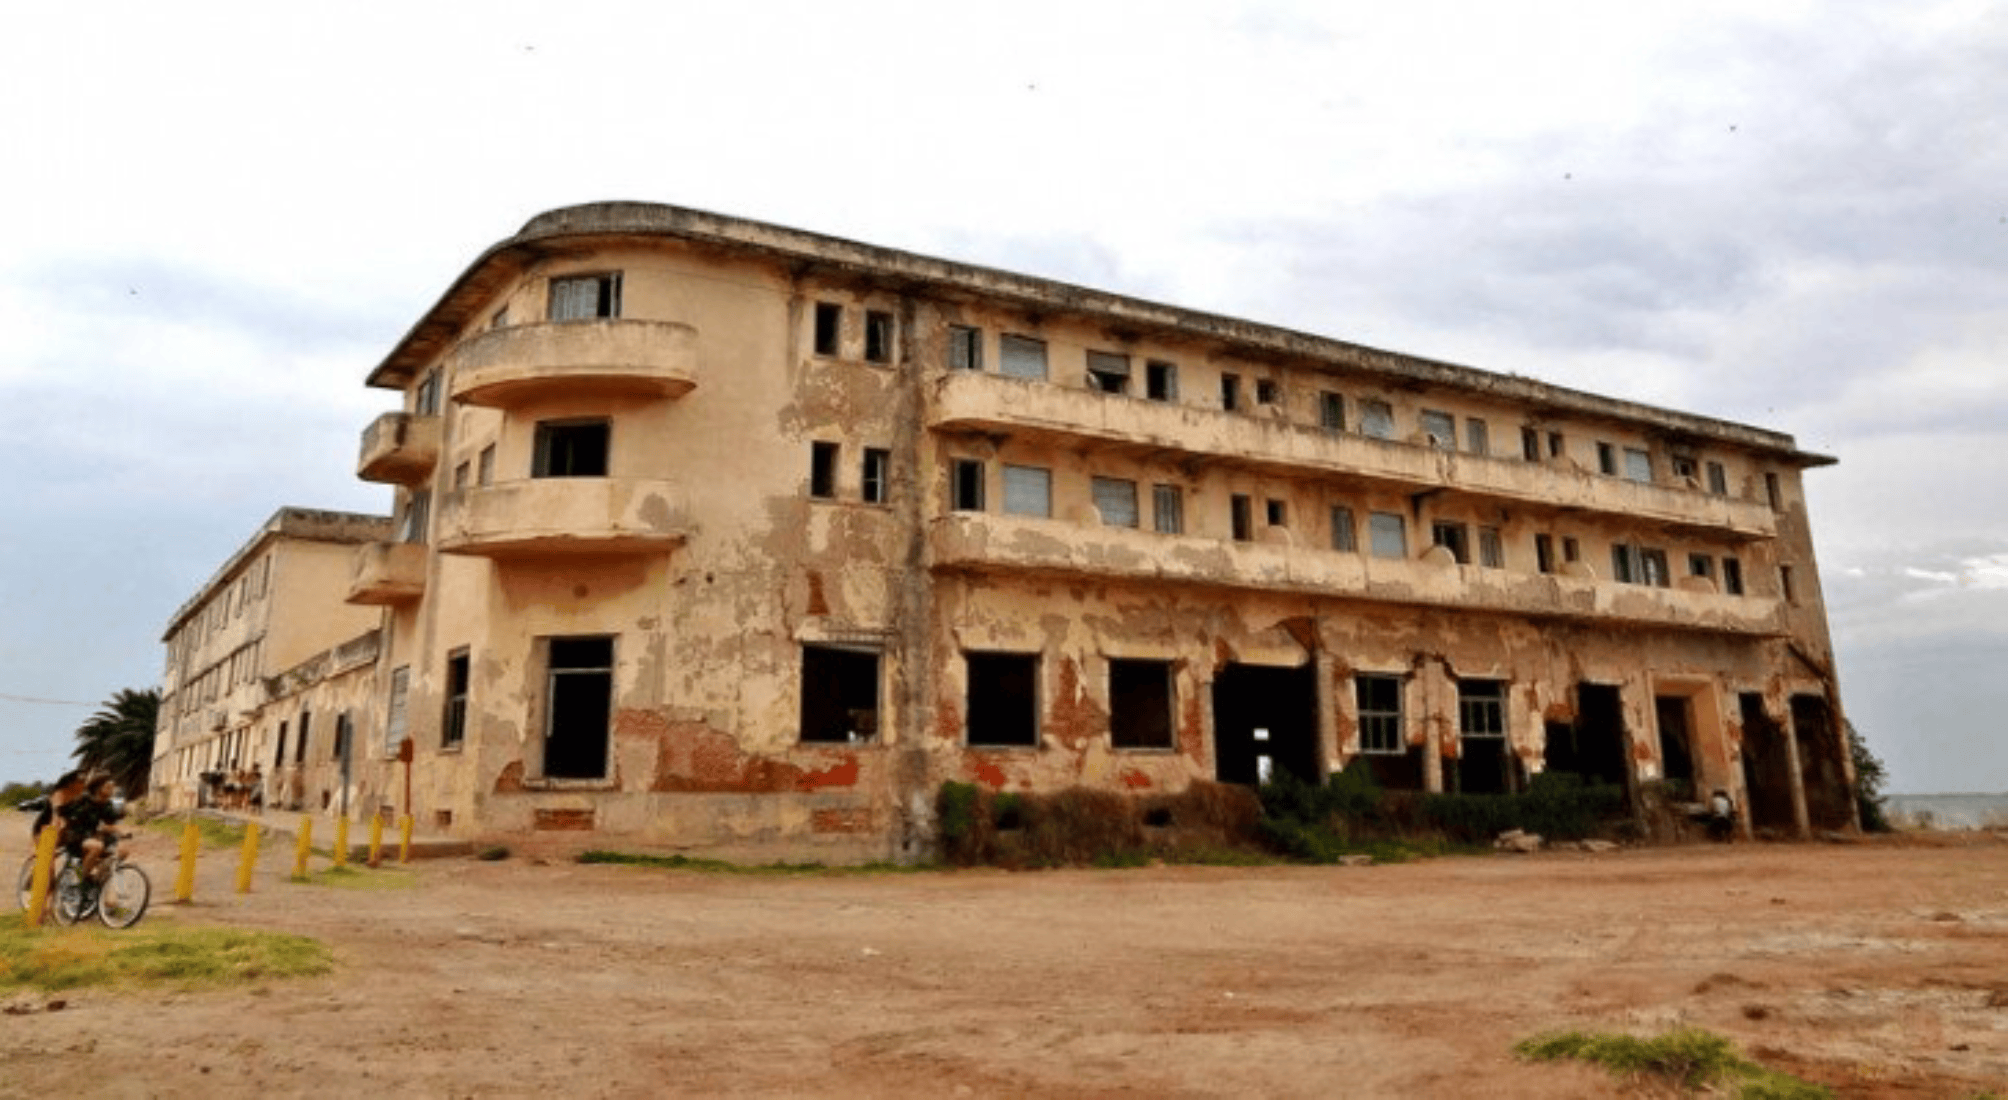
[1230, 494, 1253, 541]
[1689, 553, 1716, 580]
[1563, 536, 1581, 563]
[1535, 534, 1555, 574]
[414, 370, 442, 417]
[1780, 564, 1797, 604]
[544, 636, 614, 779]
[1086, 351, 1130, 394]
[1421, 409, 1456, 449]
[1369, 512, 1407, 559]
[1478, 526, 1504, 568]
[999, 334, 1048, 380]
[477, 445, 496, 487]
[1319, 391, 1345, 432]
[966, 652, 1039, 747]
[1671, 455, 1698, 482]
[1521, 427, 1541, 461]
[951, 459, 986, 511]
[1220, 374, 1242, 412]
[864, 310, 894, 363]
[1706, 461, 1729, 496]
[1330, 506, 1357, 552]
[1431, 520, 1470, 564]
[1151, 483, 1183, 534]
[1547, 431, 1565, 458]
[452, 462, 470, 491]
[800, 644, 880, 743]
[948, 325, 982, 371]
[443, 649, 469, 749]
[1254, 378, 1279, 405]
[1596, 442, 1618, 476]
[1360, 399, 1395, 440]
[1145, 360, 1178, 401]
[548, 273, 621, 321]
[1001, 465, 1052, 517]
[1466, 418, 1490, 456]
[809, 442, 839, 499]
[862, 448, 891, 504]
[813, 302, 842, 356]
[1765, 471, 1783, 510]
[1264, 499, 1287, 527]
[533, 420, 610, 478]
[1109, 659, 1175, 750]
[1723, 557, 1744, 595]
[397, 490, 431, 544]
[385, 666, 410, 756]
[1623, 447, 1652, 483]
[1356, 675, 1403, 754]
[1091, 476, 1139, 528]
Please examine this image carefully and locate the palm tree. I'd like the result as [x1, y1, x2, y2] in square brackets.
[73, 687, 160, 798]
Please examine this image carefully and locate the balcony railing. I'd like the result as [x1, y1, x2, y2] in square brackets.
[450, 320, 700, 408]
[930, 372, 1777, 540]
[356, 412, 442, 485]
[436, 477, 693, 557]
[928, 512, 1786, 636]
[345, 541, 427, 605]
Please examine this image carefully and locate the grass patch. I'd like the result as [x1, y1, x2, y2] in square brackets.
[577, 851, 936, 875]
[1515, 1027, 1830, 1098]
[0, 923, 332, 992]
[289, 865, 416, 890]
[147, 816, 248, 849]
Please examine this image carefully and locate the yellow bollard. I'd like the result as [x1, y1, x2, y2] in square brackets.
[367, 813, 384, 867]
[398, 815, 414, 864]
[293, 816, 313, 879]
[23, 824, 59, 929]
[173, 818, 200, 903]
[235, 821, 261, 894]
[333, 816, 349, 869]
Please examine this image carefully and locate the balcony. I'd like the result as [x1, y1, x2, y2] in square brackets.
[356, 412, 442, 485]
[436, 477, 693, 557]
[929, 512, 1787, 637]
[346, 541, 427, 605]
[450, 320, 699, 408]
[930, 373, 1777, 540]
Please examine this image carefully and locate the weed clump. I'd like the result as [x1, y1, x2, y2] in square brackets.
[0, 925, 332, 992]
[1515, 1027, 1830, 1098]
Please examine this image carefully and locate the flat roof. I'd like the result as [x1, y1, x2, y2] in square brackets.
[162, 507, 392, 639]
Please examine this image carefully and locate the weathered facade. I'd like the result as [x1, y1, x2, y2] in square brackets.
[156, 202, 1855, 858]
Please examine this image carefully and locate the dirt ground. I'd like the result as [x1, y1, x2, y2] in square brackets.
[4, 828, 2007, 1099]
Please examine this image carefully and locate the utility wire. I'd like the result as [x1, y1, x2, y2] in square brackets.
[0, 692, 97, 707]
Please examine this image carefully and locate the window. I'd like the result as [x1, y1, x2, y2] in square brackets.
[1521, 427, 1541, 461]
[1421, 409, 1456, 449]
[813, 302, 842, 356]
[1369, 512, 1407, 559]
[809, 442, 838, 499]
[951, 459, 986, 511]
[1466, 418, 1490, 456]
[1086, 351, 1130, 394]
[862, 448, 891, 504]
[533, 420, 610, 478]
[1458, 680, 1507, 739]
[1723, 557, 1744, 595]
[274, 720, 288, 768]
[442, 649, 469, 749]
[1706, 461, 1729, 496]
[1001, 465, 1052, 517]
[1623, 447, 1652, 483]
[1109, 659, 1175, 750]
[1330, 506, 1358, 552]
[1091, 476, 1139, 528]
[1319, 391, 1345, 432]
[397, 490, 431, 544]
[1145, 360, 1178, 401]
[490, 306, 510, 330]
[1152, 483, 1183, 534]
[1613, 544, 1670, 587]
[966, 652, 1038, 747]
[1360, 399, 1395, 440]
[1535, 534, 1555, 574]
[543, 636, 614, 779]
[1780, 564, 1797, 605]
[477, 445, 496, 487]
[999, 334, 1048, 380]
[1563, 536, 1581, 563]
[1230, 494, 1253, 541]
[800, 644, 880, 743]
[1356, 675, 1403, 754]
[1265, 499, 1287, 528]
[1689, 553, 1716, 581]
[1255, 378, 1279, 405]
[1642, 548, 1670, 587]
[1478, 526, 1504, 569]
[1220, 374, 1242, 412]
[332, 712, 351, 763]
[1671, 455, 1698, 482]
[1547, 431, 1566, 459]
[452, 461, 470, 491]
[1597, 442, 1618, 476]
[384, 666, 410, 756]
[549, 273, 621, 321]
[948, 325, 982, 371]
[864, 310, 894, 363]
[1765, 471, 1783, 510]
[414, 370, 442, 417]
[1431, 521, 1470, 564]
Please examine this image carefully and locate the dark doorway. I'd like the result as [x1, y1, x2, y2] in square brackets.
[1212, 663, 1319, 785]
[545, 636, 614, 779]
[1545, 684, 1632, 803]
[1109, 659, 1175, 750]
[1791, 694, 1853, 830]
[1654, 695, 1697, 797]
[1738, 693, 1797, 832]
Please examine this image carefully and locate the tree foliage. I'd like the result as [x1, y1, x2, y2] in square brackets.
[1846, 720, 1891, 833]
[72, 687, 160, 798]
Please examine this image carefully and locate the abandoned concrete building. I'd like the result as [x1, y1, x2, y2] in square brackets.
[151, 201, 1856, 858]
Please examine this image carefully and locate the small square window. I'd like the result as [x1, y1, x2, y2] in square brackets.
[1360, 399, 1395, 440]
[1369, 512, 1407, 559]
[809, 442, 838, 499]
[1265, 499, 1287, 527]
[1087, 351, 1131, 394]
[1255, 379, 1279, 405]
[999, 335, 1048, 380]
[813, 303, 842, 357]
[1145, 361, 1178, 401]
[862, 448, 891, 504]
[864, 310, 895, 363]
[1001, 465, 1052, 518]
[549, 273, 621, 321]
[800, 644, 880, 744]
[1091, 476, 1140, 527]
[533, 420, 609, 478]
[1623, 447, 1652, 483]
[949, 325, 983, 371]
[1431, 521, 1470, 564]
[1689, 553, 1716, 580]
[1672, 455, 1699, 482]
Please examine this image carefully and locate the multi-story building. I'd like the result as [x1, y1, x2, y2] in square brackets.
[157, 202, 1856, 858]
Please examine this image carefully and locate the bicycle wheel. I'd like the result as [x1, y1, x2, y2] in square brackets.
[50, 863, 92, 925]
[96, 864, 150, 929]
[19, 853, 71, 914]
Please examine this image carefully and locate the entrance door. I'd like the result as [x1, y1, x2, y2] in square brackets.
[1212, 663, 1319, 785]
[1654, 695, 1697, 796]
[1738, 693, 1797, 831]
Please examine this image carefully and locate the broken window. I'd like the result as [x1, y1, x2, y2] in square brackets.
[965, 652, 1039, 747]
[1765, 471, 1783, 510]
[1548, 431, 1566, 459]
[543, 636, 614, 779]
[1369, 512, 1407, 559]
[1706, 460, 1729, 496]
[1612, 543, 1640, 584]
[396, 490, 431, 544]
[862, 448, 891, 504]
[1086, 351, 1130, 394]
[1421, 409, 1456, 449]
[1671, 455, 1698, 482]
[1319, 391, 1345, 432]
[1255, 378, 1279, 405]
[948, 325, 982, 371]
[813, 302, 842, 356]
[1220, 373, 1242, 412]
[1455, 680, 1515, 794]
[799, 644, 880, 744]
[1466, 418, 1490, 456]
[1330, 506, 1358, 552]
[452, 461, 470, 491]
[1360, 399, 1395, 440]
[1521, 427, 1541, 461]
[533, 420, 610, 478]
[1091, 476, 1139, 528]
[1109, 659, 1175, 750]
[384, 666, 410, 756]
[1723, 557, 1744, 595]
[1230, 494, 1253, 541]
[1642, 548, 1670, 587]
[548, 273, 621, 321]
[1152, 483, 1183, 534]
[1458, 680, 1506, 740]
[999, 334, 1048, 380]
[1623, 447, 1653, 483]
[809, 441, 839, 499]
[442, 649, 469, 749]
[1478, 526, 1504, 568]
[1431, 520, 1471, 564]
[1535, 534, 1555, 574]
[1356, 675, 1403, 753]
[951, 459, 986, 511]
[1689, 553, 1716, 581]
[1001, 464, 1052, 517]
[1265, 498, 1287, 528]
[1596, 442, 1618, 476]
[864, 310, 894, 363]
[1145, 360, 1178, 401]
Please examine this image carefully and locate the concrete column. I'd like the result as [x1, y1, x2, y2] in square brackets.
[1782, 702, 1811, 839]
[1314, 650, 1338, 779]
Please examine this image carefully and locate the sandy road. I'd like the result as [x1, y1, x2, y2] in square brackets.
[4, 829, 2006, 1098]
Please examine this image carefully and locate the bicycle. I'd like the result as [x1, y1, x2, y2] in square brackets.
[15, 841, 151, 929]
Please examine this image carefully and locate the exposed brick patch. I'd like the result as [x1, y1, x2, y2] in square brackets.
[1047, 656, 1106, 753]
[812, 808, 873, 834]
[797, 757, 860, 791]
[613, 709, 863, 794]
[493, 759, 525, 794]
[1120, 768, 1153, 790]
[972, 759, 1009, 790]
[533, 808, 595, 831]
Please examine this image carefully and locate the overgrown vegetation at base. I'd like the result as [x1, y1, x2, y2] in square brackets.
[1515, 1027, 1830, 1098]
[940, 779, 1269, 868]
[1847, 720, 1893, 832]
[0, 924, 332, 992]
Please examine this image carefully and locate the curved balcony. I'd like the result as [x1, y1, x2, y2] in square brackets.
[436, 477, 693, 557]
[346, 541, 427, 605]
[929, 513, 1786, 637]
[930, 373, 1777, 540]
[357, 412, 442, 485]
[450, 320, 699, 408]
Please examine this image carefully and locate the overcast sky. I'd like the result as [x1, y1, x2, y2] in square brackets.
[2, 2, 2003, 793]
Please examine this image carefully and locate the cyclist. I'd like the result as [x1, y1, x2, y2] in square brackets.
[28, 769, 86, 842]
[58, 775, 125, 882]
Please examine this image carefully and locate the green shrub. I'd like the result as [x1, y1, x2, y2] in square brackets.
[1516, 1027, 1829, 1098]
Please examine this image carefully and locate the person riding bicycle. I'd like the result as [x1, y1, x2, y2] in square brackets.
[57, 775, 125, 882]
[28, 769, 86, 842]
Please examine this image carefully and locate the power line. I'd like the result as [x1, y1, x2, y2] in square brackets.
[0, 692, 97, 707]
